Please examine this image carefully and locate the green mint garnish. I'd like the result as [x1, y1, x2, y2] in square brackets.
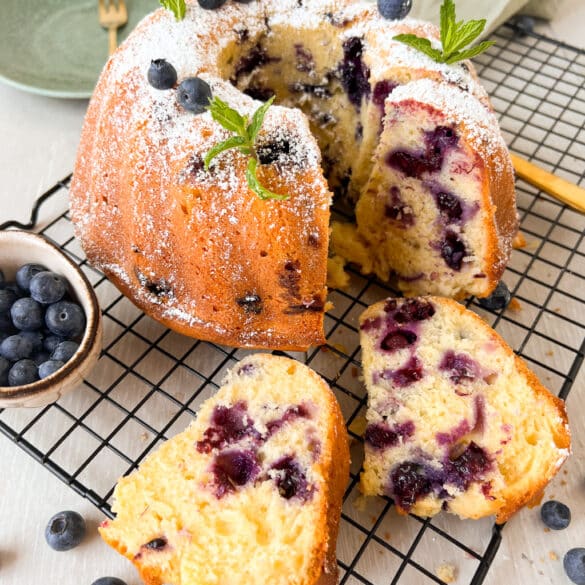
[204, 96, 289, 201]
[393, 0, 494, 64]
[159, 0, 186, 21]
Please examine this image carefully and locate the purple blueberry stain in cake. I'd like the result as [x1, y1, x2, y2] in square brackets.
[196, 402, 259, 453]
[425, 125, 459, 157]
[294, 44, 315, 73]
[435, 191, 463, 223]
[393, 298, 436, 323]
[384, 186, 415, 227]
[445, 441, 491, 490]
[236, 362, 257, 376]
[383, 299, 397, 313]
[440, 231, 467, 271]
[212, 449, 260, 498]
[375, 356, 424, 388]
[389, 461, 432, 511]
[380, 329, 417, 352]
[439, 350, 479, 385]
[266, 403, 311, 436]
[269, 456, 313, 501]
[436, 419, 471, 447]
[339, 37, 371, 109]
[232, 44, 280, 83]
[289, 82, 332, 99]
[360, 316, 383, 332]
[386, 149, 429, 179]
[372, 80, 398, 112]
[279, 259, 301, 298]
[365, 420, 415, 450]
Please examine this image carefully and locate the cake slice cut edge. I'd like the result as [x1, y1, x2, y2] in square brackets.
[358, 296, 570, 523]
[99, 354, 350, 585]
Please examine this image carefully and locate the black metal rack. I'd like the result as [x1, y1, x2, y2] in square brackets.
[1, 24, 584, 585]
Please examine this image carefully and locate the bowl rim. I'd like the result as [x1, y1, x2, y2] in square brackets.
[0, 230, 101, 399]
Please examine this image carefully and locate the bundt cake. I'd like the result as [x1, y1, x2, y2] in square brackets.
[358, 297, 570, 523]
[70, 0, 517, 350]
[99, 354, 350, 585]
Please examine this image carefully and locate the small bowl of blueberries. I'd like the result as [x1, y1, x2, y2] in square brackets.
[0, 230, 102, 408]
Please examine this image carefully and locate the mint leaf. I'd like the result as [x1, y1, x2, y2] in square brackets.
[159, 0, 186, 21]
[395, 0, 493, 65]
[207, 96, 248, 136]
[246, 96, 275, 143]
[204, 136, 247, 170]
[245, 158, 289, 201]
[392, 34, 443, 62]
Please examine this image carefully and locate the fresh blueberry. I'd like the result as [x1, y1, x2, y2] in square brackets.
[45, 301, 86, 338]
[147, 59, 177, 90]
[378, 0, 412, 20]
[44, 334, 64, 353]
[32, 351, 51, 366]
[38, 359, 65, 379]
[0, 356, 9, 385]
[45, 510, 86, 551]
[0, 310, 15, 333]
[20, 330, 44, 354]
[540, 500, 571, 530]
[8, 359, 39, 386]
[29, 271, 67, 305]
[478, 281, 511, 310]
[513, 15, 535, 37]
[11, 297, 44, 331]
[15, 263, 47, 291]
[51, 340, 79, 362]
[91, 578, 127, 585]
[0, 287, 17, 313]
[564, 548, 585, 585]
[176, 77, 213, 113]
[197, 0, 228, 8]
[0, 334, 34, 361]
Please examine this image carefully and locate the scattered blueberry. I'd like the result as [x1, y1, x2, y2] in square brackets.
[390, 461, 432, 510]
[91, 578, 127, 585]
[45, 301, 86, 338]
[30, 271, 67, 304]
[45, 510, 86, 551]
[381, 329, 417, 352]
[513, 15, 535, 37]
[39, 360, 65, 379]
[340, 37, 371, 109]
[8, 359, 39, 386]
[51, 340, 79, 362]
[478, 281, 511, 310]
[0, 334, 34, 361]
[15, 263, 47, 291]
[564, 548, 585, 585]
[269, 456, 312, 501]
[10, 297, 44, 331]
[176, 77, 213, 113]
[147, 59, 177, 90]
[0, 288, 17, 313]
[212, 449, 259, 497]
[378, 0, 412, 20]
[197, 0, 228, 10]
[0, 356, 9, 385]
[540, 500, 571, 530]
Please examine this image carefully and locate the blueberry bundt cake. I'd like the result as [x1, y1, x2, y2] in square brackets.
[99, 354, 350, 585]
[70, 0, 517, 350]
[359, 297, 570, 523]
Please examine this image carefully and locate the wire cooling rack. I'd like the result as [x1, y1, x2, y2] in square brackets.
[1, 23, 584, 585]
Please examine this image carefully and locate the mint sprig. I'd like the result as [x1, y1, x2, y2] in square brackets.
[159, 0, 186, 21]
[204, 96, 289, 201]
[393, 0, 494, 64]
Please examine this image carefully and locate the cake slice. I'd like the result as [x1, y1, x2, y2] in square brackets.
[99, 354, 350, 585]
[359, 297, 570, 523]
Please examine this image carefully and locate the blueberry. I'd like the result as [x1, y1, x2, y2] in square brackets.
[147, 59, 177, 90]
[0, 287, 17, 313]
[20, 330, 44, 354]
[212, 449, 259, 498]
[30, 271, 67, 305]
[381, 329, 417, 352]
[32, 351, 51, 366]
[44, 334, 64, 353]
[45, 510, 86, 551]
[39, 359, 65, 379]
[0, 356, 9, 385]
[269, 456, 312, 501]
[390, 461, 431, 510]
[540, 500, 571, 530]
[0, 310, 15, 333]
[176, 77, 213, 113]
[197, 0, 228, 8]
[378, 0, 412, 20]
[478, 281, 511, 310]
[0, 334, 34, 361]
[11, 297, 44, 331]
[15, 263, 47, 291]
[8, 359, 39, 386]
[91, 578, 127, 585]
[51, 340, 79, 362]
[45, 301, 86, 338]
[564, 548, 585, 585]
[513, 15, 535, 37]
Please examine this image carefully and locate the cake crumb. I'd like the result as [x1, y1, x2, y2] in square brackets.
[352, 494, 368, 512]
[549, 551, 558, 561]
[324, 301, 334, 312]
[513, 231, 527, 248]
[507, 298, 522, 312]
[545, 350, 554, 357]
[436, 563, 457, 583]
[351, 366, 359, 378]
[383, 531, 392, 541]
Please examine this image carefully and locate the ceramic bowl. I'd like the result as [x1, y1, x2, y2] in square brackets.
[0, 230, 102, 408]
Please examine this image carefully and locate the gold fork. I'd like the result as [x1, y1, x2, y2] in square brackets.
[98, 0, 128, 56]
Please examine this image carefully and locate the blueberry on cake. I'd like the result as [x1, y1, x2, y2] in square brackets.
[359, 297, 570, 522]
[99, 354, 350, 585]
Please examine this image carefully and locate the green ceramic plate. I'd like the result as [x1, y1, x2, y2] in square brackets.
[0, 0, 153, 98]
